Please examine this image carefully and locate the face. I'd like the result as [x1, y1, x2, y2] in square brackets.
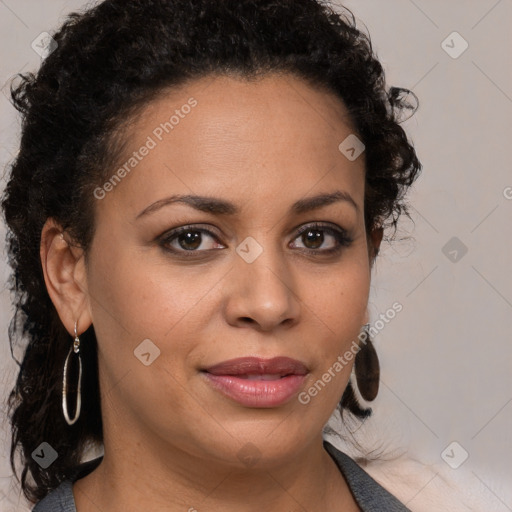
[82, 73, 374, 468]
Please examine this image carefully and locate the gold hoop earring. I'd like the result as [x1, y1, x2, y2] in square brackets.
[62, 320, 82, 425]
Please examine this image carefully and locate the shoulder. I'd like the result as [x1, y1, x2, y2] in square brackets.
[323, 440, 412, 512]
[32, 479, 74, 512]
[361, 454, 500, 512]
[31, 456, 103, 512]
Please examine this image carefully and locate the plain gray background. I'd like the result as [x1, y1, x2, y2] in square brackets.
[0, 1, 511, 510]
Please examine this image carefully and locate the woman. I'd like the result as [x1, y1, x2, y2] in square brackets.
[1, 0, 421, 510]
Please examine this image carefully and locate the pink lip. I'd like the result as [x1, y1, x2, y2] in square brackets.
[201, 357, 309, 408]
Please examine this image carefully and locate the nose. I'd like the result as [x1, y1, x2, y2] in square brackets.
[223, 243, 301, 332]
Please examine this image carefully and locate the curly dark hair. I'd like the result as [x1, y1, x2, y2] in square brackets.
[1, 0, 421, 503]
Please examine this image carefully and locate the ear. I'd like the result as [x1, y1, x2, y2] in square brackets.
[40, 218, 92, 336]
[368, 226, 384, 268]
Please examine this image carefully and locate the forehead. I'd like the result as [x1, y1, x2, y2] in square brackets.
[95, 73, 365, 220]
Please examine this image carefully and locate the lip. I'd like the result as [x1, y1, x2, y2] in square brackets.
[201, 356, 309, 408]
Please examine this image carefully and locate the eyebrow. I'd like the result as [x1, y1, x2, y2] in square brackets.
[135, 190, 359, 220]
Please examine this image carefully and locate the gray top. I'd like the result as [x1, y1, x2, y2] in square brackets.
[32, 440, 411, 511]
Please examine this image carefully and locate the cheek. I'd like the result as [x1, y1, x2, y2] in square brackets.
[88, 239, 203, 337]
[305, 257, 370, 344]
[86, 240, 231, 387]
[86, 246, 204, 428]
[298, 254, 370, 403]
[85, 242, 180, 372]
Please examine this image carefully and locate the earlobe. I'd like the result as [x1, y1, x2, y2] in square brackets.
[40, 218, 92, 336]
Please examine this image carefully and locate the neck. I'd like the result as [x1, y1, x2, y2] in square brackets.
[73, 434, 357, 512]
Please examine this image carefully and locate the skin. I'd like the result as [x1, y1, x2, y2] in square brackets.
[40, 73, 383, 512]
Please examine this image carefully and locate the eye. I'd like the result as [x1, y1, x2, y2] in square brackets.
[159, 225, 224, 255]
[290, 222, 353, 255]
[158, 222, 353, 258]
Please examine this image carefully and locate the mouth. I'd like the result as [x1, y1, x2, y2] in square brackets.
[201, 356, 309, 407]
[202, 356, 309, 377]
[236, 374, 290, 380]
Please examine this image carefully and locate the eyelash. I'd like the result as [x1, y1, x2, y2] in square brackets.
[158, 222, 353, 258]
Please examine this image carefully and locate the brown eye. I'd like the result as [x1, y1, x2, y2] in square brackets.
[290, 223, 353, 255]
[175, 230, 203, 251]
[301, 229, 325, 250]
[160, 226, 224, 255]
